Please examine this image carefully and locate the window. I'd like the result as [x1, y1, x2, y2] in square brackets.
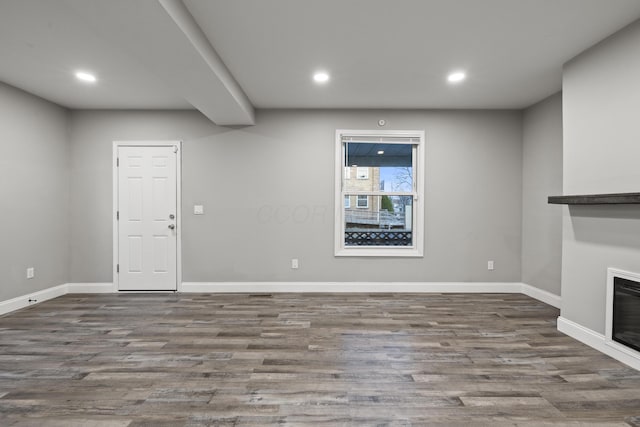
[335, 130, 424, 257]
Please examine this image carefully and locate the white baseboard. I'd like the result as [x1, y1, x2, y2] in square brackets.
[521, 283, 561, 308]
[0, 284, 68, 316]
[67, 282, 115, 293]
[557, 316, 640, 371]
[180, 281, 524, 294]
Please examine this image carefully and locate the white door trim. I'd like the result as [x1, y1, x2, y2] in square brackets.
[112, 140, 182, 292]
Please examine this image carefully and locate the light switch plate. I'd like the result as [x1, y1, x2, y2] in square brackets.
[194, 205, 204, 215]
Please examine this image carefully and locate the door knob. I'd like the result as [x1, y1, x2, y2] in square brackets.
[168, 224, 175, 230]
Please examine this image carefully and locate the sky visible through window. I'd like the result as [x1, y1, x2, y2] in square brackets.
[379, 166, 412, 192]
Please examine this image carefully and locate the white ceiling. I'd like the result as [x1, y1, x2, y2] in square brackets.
[0, 0, 192, 110]
[1, 0, 640, 124]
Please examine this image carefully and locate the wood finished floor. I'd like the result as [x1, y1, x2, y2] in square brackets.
[1, 293, 639, 426]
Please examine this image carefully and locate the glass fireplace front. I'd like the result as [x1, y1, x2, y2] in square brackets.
[613, 276, 640, 353]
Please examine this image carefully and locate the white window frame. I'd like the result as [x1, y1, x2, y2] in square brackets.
[335, 129, 425, 257]
[356, 195, 369, 208]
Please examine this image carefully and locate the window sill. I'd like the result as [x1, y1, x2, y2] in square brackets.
[335, 247, 423, 257]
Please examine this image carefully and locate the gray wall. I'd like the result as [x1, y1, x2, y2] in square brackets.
[0, 82, 70, 301]
[69, 109, 523, 283]
[521, 93, 563, 295]
[562, 20, 640, 333]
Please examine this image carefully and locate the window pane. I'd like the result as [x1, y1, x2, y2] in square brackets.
[356, 167, 369, 179]
[344, 142, 413, 192]
[344, 195, 413, 246]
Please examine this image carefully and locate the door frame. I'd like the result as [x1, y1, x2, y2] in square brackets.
[112, 140, 183, 292]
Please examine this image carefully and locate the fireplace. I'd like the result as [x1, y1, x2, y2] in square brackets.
[612, 277, 640, 352]
[606, 268, 640, 357]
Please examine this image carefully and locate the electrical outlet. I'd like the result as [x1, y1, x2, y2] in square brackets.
[487, 261, 494, 271]
[194, 205, 204, 215]
[26, 267, 35, 279]
[291, 259, 299, 269]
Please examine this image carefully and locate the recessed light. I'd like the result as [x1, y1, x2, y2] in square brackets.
[75, 71, 97, 83]
[377, 150, 384, 155]
[447, 71, 466, 84]
[313, 71, 330, 84]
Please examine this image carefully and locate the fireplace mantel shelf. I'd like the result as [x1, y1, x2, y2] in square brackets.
[548, 192, 640, 205]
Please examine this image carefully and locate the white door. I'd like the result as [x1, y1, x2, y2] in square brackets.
[117, 145, 178, 291]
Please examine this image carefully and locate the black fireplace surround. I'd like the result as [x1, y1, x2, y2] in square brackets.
[613, 276, 640, 353]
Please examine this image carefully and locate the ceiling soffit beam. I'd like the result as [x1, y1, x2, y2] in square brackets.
[158, 0, 254, 125]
